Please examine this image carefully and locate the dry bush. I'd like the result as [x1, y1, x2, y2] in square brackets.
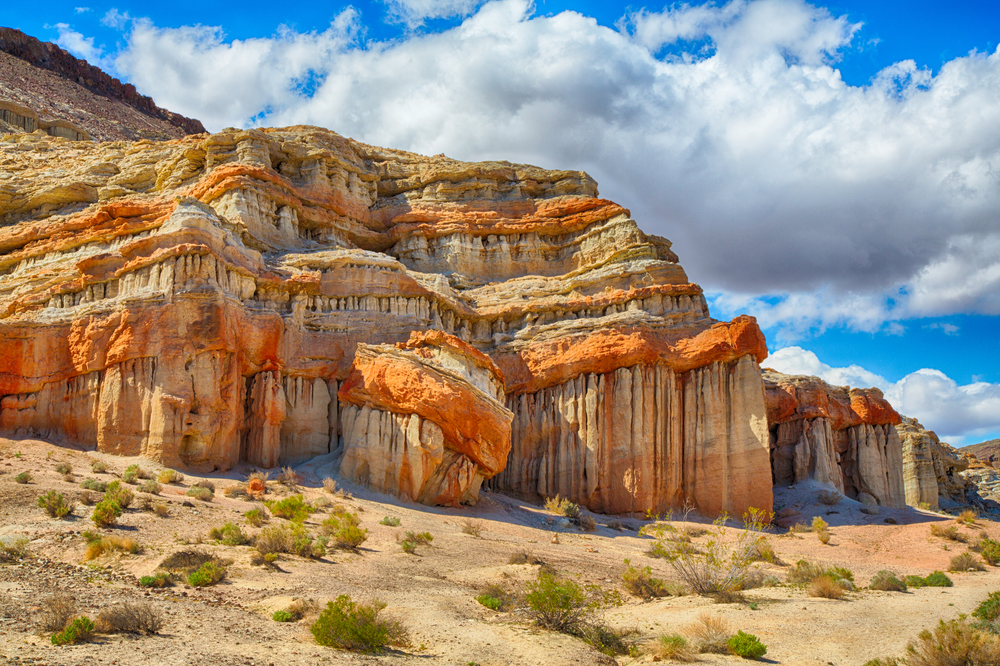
[244, 507, 270, 527]
[903, 617, 1000, 666]
[811, 516, 828, 532]
[156, 469, 183, 484]
[544, 495, 581, 519]
[817, 490, 842, 506]
[322, 477, 338, 494]
[38, 593, 77, 632]
[931, 524, 968, 542]
[0, 537, 29, 562]
[54, 462, 72, 475]
[508, 550, 544, 565]
[956, 509, 978, 525]
[159, 549, 217, 574]
[578, 514, 597, 532]
[461, 519, 484, 537]
[810, 575, 847, 599]
[869, 570, 908, 592]
[622, 559, 671, 599]
[78, 490, 97, 506]
[648, 634, 696, 661]
[140, 480, 161, 495]
[153, 502, 170, 517]
[747, 539, 780, 564]
[949, 552, 986, 572]
[95, 602, 164, 634]
[817, 529, 832, 545]
[476, 582, 520, 612]
[684, 613, 731, 653]
[607, 520, 625, 531]
[278, 466, 300, 488]
[738, 569, 780, 591]
[789, 522, 812, 533]
[85, 535, 141, 561]
[223, 484, 249, 499]
[192, 480, 215, 492]
[684, 526, 708, 538]
[37, 490, 75, 518]
[248, 470, 269, 483]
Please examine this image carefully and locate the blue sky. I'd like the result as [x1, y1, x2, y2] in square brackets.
[5, 1, 999, 444]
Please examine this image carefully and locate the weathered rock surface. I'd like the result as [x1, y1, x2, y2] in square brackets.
[0, 124, 772, 513]
[0, 28, 205, 141]
[763, 369, 906, 508]
[896, 416, 972, 508]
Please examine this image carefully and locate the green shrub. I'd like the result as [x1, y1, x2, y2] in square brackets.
[905, 618, 1000, 665]
[254, 524, 324, 559]
[650, 633, 695, 661]
[209, 522, 249, 546]
[91, 498, 122, 527]
[157, 469, 183, 484]
[186, 486, 213, 501]
[398, 530, 433, 554]
[140, 480, 161, 495]
[37, 490, 74, 518]
[122, 467, 139, 484]
[0, 537, 29, 562]
[979, 538, 1000, 566]
[188, 561, 226, 587]
[379, 516, 400, 527]
[51, 616, 94, 645]
[80, 478, 107, 492]
[14, 472, 31, 484]
[245, 508, 270, 527]
[544, 495, 581, 519]
[922, 571, 953, 587]
[869, 570, 908, 592]
[105, 481, 133, 509]
[266, 495, 312, 522]
[91, 460, 108, 473]
[973, 591, 1000, 622]
[476, 594, 502, 611]
[622, 558, 669, 599]
[321, 512, 368, 550]
[54, 462, 72, 475]
[138, 571, 172, 588]
[310, 595, 409, 652]
[273, 610, 295, 622]
[727, 630, 767, 659]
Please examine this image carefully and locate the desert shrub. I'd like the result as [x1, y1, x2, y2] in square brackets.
[622, 559, 670, 599]
[245, 508, 270, 527]
[902, 617, 1000, 666]
[122, 466, 139, 484]
[978, 538, 1000, 566]
[51, 616, 94, 645]
[508, 550, 545, 565]
[787, 560, 854, 589]
[54, 462, 72, 475]
[907, 571, 953, 588]
[209, 522, 249, 546]
[973, 591, 1000, 622]
[159, 549, 217, 573]
[186, 486, 213, 501]
[105, 481, 133, 509]
[747, 539, 779, 564]
[278, 466, 299, 488]
[95, 602, 163, 634]
[810, 575, 848, 599]
[255, 524, 324, 558]
[728, 630, 767, 659]
[476, 594, 503, 611]
[322, 477, 339, 494]
[461, 519, 484, 537]
[523, 571, 628, 654]
[788, 522, 811, 533]
[398, 530, 433, 554]
[869, 570, 908, 592]
[648, 634, 695, 661]
[152, 502, 170, 517]
[192, 479, 215, 492]
[811, 516, 828, 532]
[817, 490, 841, 505]
[641, 507, 773, 595]
[544, 495, 581, 519]
[817, 529, 832, 545]
[949, 552, 987, 572]
[310, 595, 409, 652]
[931, 524, 968, 542]
[312, 496, 331, 510]
[138, 571, 172, 588]
[0, 537, 28, 562]
[38, 490, 74, 518]
[91, 498, 122, 527]
[78, 490, 97, 505]
[140, 480, 161, 495]
[188, 561, 226, 587]
[477, 582, 518, 612]
[320, 509, 367, 550]
[14, 472, 31, 484]
[266, 494, 312, 522]
[91, 460, 108, 473]
[685, 613, 732, 654]
[607, 520, 626, 531]
[248, 470, 269, 483]
[273, 610, 295, 622]
[957, 509, 979, 525]
[578, 514, 597, 532]
[157, 469, 183, 484]
[80, 478, 107, 492]
[379, 516, 400, 527]
[84, 535, 141, 560]
[38, 593, 77, 632]
[737, 569, 779, 591]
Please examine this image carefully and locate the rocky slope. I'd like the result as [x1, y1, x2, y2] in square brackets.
[0, 125, 772, 516]
[762, 369, 906, 508]
[962, 438, 1000, 464]
[0, 27, 205, 141]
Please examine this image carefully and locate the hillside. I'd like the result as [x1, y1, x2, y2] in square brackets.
[963, 439, 1000, 463]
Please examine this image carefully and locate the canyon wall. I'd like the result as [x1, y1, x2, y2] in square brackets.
[0, 125, 772, 514]
[763, 370, 906, 508]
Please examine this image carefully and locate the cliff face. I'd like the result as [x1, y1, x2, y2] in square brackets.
[0, 124, 772, 514]
[762, 370, 906, 508]
[896, 416, 972, 508]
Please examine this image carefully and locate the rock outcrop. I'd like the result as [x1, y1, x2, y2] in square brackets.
[896, 416, 972, 508]
[0, 124, 772, 514]
[763, 370, 906, 508]
[0, 27, 205, 141]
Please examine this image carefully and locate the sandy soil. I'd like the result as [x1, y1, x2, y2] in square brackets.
[1, 436, 998, 666]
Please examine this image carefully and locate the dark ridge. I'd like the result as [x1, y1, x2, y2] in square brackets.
[0, 27, 206, 135]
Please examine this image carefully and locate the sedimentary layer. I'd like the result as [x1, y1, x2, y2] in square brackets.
[0, 125, 772, 514]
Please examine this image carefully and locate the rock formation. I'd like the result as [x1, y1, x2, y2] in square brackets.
[762, 370, 906, 508]
[0, 27, 205, 141]
[0, 123, 773, 513]
[896, 416, 972, 508]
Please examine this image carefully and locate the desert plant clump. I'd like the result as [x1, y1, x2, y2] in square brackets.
[949, 552, 987, 573]
[37, 490, 75, 518]
[245, 507, 270, 527]
[254, 524, 324, 559]
[186, 486, 213, 501]
[266, 494, 313, 522]
[978, 538, 1000, 566]
[321, 510, 368, 550]
[544, 495, 581, 520]
[524, 571, 629, 655]
[138, 571, 173, 588]
[641, 507, 773, 596]
[54, 462, 72, 475]
[931, 523, 968, 542]
[622, 559, 671, 599]
[648, 633, 696, 661]
[891, 617, 1000, 665]
[746, 539, 779, 564]
[311, 595, 409, 653]
[91, 460, 108, 474]
[869, 570, 908, 592]
[398, 531, 433, 555]
[51, 616, 95, 645]
[810, 575, 849, 599]
[152, 502, 170, 518]
[278, 466, 300, 488]
[0, 537, 29, 562]
[685, 613, 732, 654]
[90, 498, 123, 527]
[461, 519, 484, 537]
[188, 561, 227, 587]
[322, 477, 339, 494]
[122, 465, 141, 484]
[817, 490, 842, 505]
[475, 582, 518, 612]
[94, 602, 164, 634]
[973, 591, 1000, 622]
[84, 534, 141, 560]
[811, 516, 828, 532]
[157, 469, 184, 484]
[105, 481, 134, 509]
[957, 509, 978, 525]
[140, 480, 161, 495]
[787, 560, 855, 589]
[80, 478, 107, 492]
[578, 513, 597, 532]
[14, 471, 31, 484]
[273, 610, 295, 622]
[817, 529, 832, 545]
[727, 630, 767, 659]
[209, 522, 250, 546]
[78, 490, 97, 506]
[905, 571, 953, 588]
[379, 516, 400, 527]
[38, 593, 78, 632]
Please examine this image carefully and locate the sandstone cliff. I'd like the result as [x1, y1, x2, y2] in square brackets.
[762, 369, 906, 508]
[0, 124, 771, 514]
[896, 416, 972, 509]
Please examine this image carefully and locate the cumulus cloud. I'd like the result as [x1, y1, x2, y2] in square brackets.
[55, 0, 1000, 336]
[768, 346, 1000, 444]
[101, 9, 131, 30]
[53, 23, 112, 71]
[384, 0, 483, 28]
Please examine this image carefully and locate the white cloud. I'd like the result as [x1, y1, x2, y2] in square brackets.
[384, 0, 483, 28]
[53, 23, 111, 70]
[74, 7, 91, 13]
[101, 9, 131, 30]
[53, 0, 1000, 337]
[768, 346, 1000, 443]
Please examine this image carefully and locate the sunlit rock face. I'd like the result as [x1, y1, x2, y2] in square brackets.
[0, 125, 772, 513]
[763, 369, 906, 508]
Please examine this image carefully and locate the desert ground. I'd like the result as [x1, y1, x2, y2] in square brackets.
[1, 436, 998, 666]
